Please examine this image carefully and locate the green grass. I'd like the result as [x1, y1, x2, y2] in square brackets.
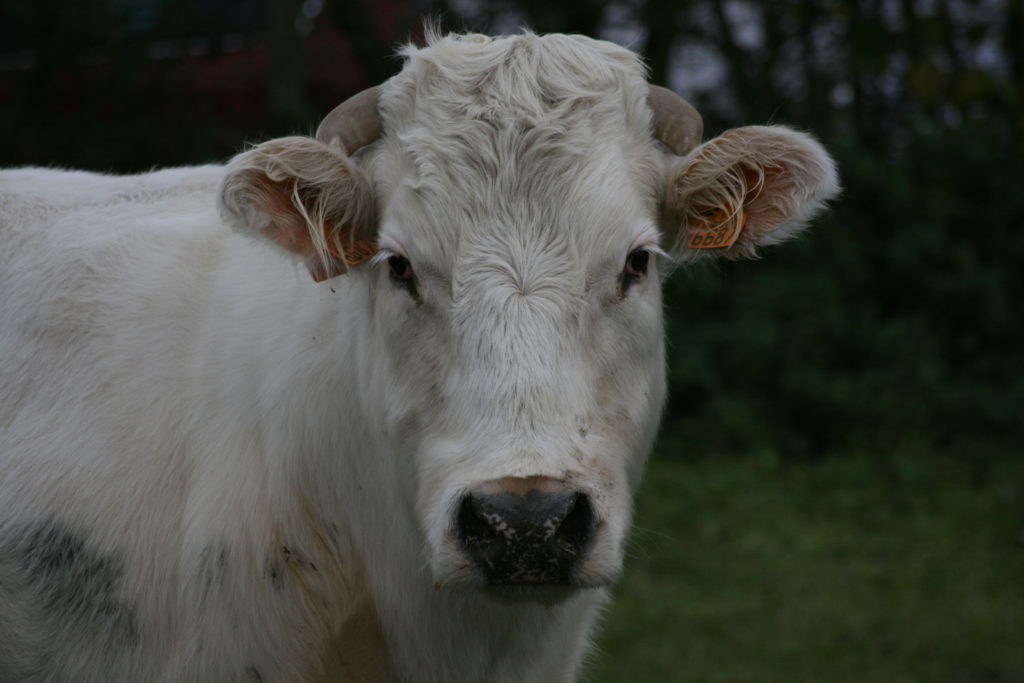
[585, 447, 1024, 682]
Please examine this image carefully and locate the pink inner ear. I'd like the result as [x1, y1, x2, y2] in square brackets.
[251, 174, 318, 259]
[670, 125, 839, 258]
[740, 163, 789, 241]
[676, 156, 795, 257]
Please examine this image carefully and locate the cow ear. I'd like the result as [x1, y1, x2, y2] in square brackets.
[664, 126, 839, 260]
[219, 136, 376, 281]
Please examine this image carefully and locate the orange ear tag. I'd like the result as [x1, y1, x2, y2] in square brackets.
[686, 209, 748, 249]
[324, 222, 378, 266]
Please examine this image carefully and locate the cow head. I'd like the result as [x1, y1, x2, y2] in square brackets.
[219, 33, 838, 603]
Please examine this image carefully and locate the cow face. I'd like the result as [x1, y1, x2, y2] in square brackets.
[219, 33, 838, 603]
[364, 134, 670, 599]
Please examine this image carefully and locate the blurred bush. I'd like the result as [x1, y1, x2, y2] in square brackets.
[662, 120, 1023, 462]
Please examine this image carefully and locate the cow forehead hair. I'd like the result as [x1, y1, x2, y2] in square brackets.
[369, 31, 665, 272]
[387, 30, 651, 126]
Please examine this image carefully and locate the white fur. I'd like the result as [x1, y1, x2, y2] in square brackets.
[0, 32, 837, 682]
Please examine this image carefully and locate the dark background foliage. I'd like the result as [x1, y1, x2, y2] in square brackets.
[2, 0, 1021, 679]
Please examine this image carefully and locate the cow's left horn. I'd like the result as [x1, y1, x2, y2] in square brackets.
[316, 86, 382, 155]
[648, 85, 703, 156]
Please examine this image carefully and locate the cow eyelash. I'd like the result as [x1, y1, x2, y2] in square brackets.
[619, 248, 651, 296]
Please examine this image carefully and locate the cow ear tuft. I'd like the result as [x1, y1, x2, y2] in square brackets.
[219, 136, 376, 280]
[664, 126, 839, 260]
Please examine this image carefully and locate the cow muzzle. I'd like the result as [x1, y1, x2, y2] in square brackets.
[454, 476, 597, 587]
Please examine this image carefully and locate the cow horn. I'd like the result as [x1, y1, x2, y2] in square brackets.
[316, 86, 382, 155]
[648, 85, 703, 156]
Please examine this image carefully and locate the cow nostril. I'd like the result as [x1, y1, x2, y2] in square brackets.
[456, 494, 498, 551]
[553, 493, 596, 558]
[454, 486, 598, 586]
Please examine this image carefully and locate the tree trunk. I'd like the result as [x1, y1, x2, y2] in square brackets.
[268, 0, 306, 126]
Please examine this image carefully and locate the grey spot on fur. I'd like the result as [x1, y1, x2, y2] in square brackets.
[196, 542, 229, 605]
[284, 544, 319, 572]
[0, 519, 140, 678]
[247, 666, 264, 681]
[13, 520, 139, 646]
[267, 561, 283, 590]
[321, 519, 341, 553]
[575, 415, 590, 439]
[266, 544, 317, 589]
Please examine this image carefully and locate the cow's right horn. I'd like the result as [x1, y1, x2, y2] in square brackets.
[316, 86, 382, 155]
[648, 85, 703, 156]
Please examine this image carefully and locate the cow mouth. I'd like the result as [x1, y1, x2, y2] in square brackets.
[480, 582, 584, 605]
[475, 568, 614, 605]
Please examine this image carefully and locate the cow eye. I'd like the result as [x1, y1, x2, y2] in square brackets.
[619, 248, 650, 296]
[387, 255, 418, 299]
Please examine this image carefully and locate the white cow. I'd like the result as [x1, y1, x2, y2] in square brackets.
[0, 31, 838, 682]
